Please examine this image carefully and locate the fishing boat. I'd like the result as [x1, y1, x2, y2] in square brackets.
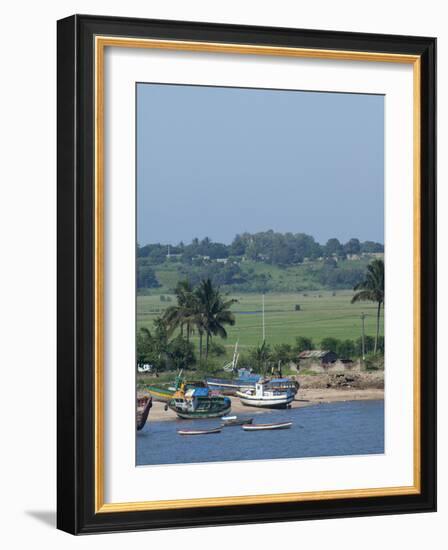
[221, 416, 254, 427]
[146, 385, 175, 403]
[265, 378, 300, 396]
[242, 421, 292, 431]
[169, 387, 231, 419]
[206, 341, 299, 396]
[178, 428, 222, 436]
[237, 381, 294, 409]
[206, 366, 262, 395]
[206, 342, 261, 395]
[146, 372, 208, 403]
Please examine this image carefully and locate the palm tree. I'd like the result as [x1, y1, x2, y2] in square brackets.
[248, 341, 272, 374]
[163, 280, 196, 341]
[351, 259, 384, 354]
[194, 278, 237, 363]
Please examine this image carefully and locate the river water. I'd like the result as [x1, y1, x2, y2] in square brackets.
[136, 399, 384, 466]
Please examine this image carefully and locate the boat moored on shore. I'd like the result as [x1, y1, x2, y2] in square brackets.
[237, 381, 294, 409]
[169, 387, 231, 419]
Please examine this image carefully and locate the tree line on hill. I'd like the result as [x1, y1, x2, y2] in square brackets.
[138, 231, 383, 266]
[137, 230, 383, 291]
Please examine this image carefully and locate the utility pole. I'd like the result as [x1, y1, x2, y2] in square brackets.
[262, 293, 266, 342]
[361, 312, 366, 361]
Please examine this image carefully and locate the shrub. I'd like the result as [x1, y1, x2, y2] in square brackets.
[294, 336, 314, 353]
[209, 341, 226, 357]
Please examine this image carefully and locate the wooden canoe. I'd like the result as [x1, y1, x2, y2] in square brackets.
[242, 421, 292, 431]
[177, 428, 222, 436]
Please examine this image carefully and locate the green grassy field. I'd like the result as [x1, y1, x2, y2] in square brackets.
[137, 290, 384, 358]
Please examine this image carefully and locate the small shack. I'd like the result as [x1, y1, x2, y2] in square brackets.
[298, 350, 338, 370]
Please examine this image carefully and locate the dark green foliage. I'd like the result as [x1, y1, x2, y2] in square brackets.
[344, 238, 361, 255]
[166, 335, 196, 371]
[355, 335, 384, 355]
[313, 336, 384, 359]
[320, 337, 340, 352]
[162, 278, 237, 364]
[247, 342, 272, 373]
[324, 238, 344, 258]
[294, 336, 314, 352]
[136, 321, 169, 371]
[136, 321, 196, 372]
[352, 259, 385, 354]
[336, 339, 357, 358]
[209, 341, 226, 357]
[318, 260, 365, 288]
[138, 231, 383, 269]
[137, 232, 384, 294]
[271, 343, 296, 365]
[360, 241, 384, 253]
[137, 263, 160, 289]
[194, 278, 237, 362]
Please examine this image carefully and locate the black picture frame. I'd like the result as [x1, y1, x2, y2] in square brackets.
[57, 14, 436, 534]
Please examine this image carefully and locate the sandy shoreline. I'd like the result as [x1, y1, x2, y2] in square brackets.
[144, 388, 384, 422]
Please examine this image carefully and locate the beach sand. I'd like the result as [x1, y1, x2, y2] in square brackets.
[144, 387, 384, 422]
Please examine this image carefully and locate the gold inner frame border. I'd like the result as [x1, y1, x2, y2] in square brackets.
[94, 36, 421, 514]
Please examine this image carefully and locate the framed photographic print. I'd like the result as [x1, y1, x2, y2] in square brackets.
[57, 15, 436, 534]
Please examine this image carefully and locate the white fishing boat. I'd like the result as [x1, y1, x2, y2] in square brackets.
[242, 421, 292, 431]
[177, 427, 222, 436]
[236, 381, 294, 409]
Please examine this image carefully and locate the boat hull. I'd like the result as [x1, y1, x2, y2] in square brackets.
[173, 404, 231, 419]
[146, 386, 174, 403]
[178, 428, 222, 435]
[207, 377, 299, 396]
[236, 392, 294, 409]
[242, 422, 292, 431]
[206, 379, 257, 395]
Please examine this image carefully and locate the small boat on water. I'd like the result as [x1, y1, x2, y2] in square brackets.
[178, 427, 222, 436]
[242, 421, 292, 431]
[221, 416, 254, 427]
[237, 381, 295, 409]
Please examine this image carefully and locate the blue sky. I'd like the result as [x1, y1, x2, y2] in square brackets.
[137, 83, 384, 246]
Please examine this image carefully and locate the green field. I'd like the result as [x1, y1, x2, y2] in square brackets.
[137, 290, 384, 358]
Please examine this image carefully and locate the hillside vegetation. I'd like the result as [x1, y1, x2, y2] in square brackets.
[137, 230, 383, 294]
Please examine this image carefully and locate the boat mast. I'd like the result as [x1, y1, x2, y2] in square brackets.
[232, 340, 239, 372]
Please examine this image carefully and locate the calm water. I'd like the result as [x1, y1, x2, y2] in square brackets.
[136, 400, 384, 466]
